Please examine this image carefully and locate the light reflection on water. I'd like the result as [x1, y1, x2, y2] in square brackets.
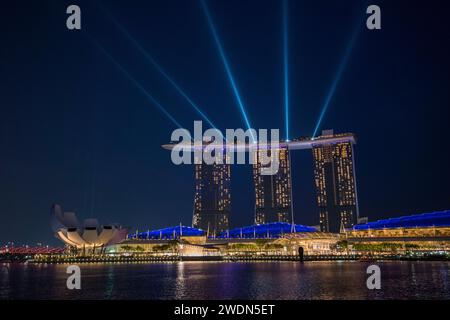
[1, 261, 449, 300]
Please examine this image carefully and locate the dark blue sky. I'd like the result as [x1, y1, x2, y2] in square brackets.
[1, 0, 449, 245]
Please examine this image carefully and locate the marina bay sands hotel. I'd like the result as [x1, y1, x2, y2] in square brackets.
[163, 130, 359, 235]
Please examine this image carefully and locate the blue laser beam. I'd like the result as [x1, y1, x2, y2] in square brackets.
[99, 6, 218, 131]
[312, 25, 361, 138]
[283, 0, 290, 141]
[200, 0, 256, 142]
[88, 36, 184, 129]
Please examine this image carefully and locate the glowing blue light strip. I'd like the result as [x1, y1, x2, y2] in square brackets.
[200, 0, 255, 142]
[312, 26, 361, 138]
[101, 9, 218, 131]
[89, 36, 184, 129]
[283, 0, 289, 141]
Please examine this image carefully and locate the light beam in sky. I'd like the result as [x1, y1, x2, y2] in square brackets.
[100, 6, 218, 130]
[283, 0, 290, 141]
[200, 0, 255, 142]
[89, 36, 184, 129]
[312, 25, 361, 138]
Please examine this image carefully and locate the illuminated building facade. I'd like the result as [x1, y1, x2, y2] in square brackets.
[312, 130, 359, 233]
[192, 155, 231, 236]
[51, 204, 127, 252]
[162, 130, 358, 234]
[348, 210, 450, 238]
[253, 147, 292, 224]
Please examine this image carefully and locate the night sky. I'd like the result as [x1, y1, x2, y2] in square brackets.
[1, 0, 449, 245]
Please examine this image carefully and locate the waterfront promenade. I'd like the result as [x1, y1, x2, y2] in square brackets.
[26, 252, 450, 264]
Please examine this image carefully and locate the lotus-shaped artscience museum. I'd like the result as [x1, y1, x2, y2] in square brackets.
[51, 204, 127, 250]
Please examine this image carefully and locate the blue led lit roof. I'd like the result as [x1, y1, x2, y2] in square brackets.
[217, 222, 317, 239]
[128, 225, 205, 239]
[353, 210, 450, 230]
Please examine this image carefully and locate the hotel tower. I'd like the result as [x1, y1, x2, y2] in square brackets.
[253, 147, 292, 224]
[192, 155, 231, 236]
[312, 130, 359, 233]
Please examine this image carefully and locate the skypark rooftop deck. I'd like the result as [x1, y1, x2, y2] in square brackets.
[162, 132, 356, 152]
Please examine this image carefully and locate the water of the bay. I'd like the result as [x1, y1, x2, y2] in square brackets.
[1, 261, 449, 300]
